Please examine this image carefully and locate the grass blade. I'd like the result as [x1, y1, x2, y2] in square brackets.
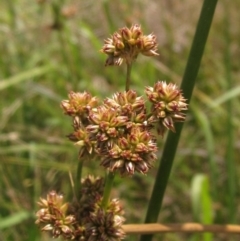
[0, 211, 32, 229]
[0, 65, 53, 91]
[191, 174, 213, 241]
[190, 102, 218, 200]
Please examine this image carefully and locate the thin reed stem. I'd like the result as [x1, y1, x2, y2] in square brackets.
[102, 0, 115, 32]
[75, 158, 84, 200]
[124, 223, 240, 234]
[51, 1, 76, 83]
[125, 63, 133, 91]
[140, 1, 218, 241]
[101, 172, 115, 209]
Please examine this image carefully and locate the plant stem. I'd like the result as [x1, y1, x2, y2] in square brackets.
[75, 158, 84, 200]
[51, 1, 76, 83]
[101, 172, 115, 209]
[123, 223, 240, 234]
[140, 1, 218, 241]
[125, 62, 133, 91]
[102, 0, 115, 32]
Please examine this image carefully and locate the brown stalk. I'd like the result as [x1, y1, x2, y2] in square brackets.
[123, 223, 240, 234]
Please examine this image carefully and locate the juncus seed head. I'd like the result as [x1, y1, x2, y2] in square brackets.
[101, 24, 158, 66]
[145, 81, 188, 135]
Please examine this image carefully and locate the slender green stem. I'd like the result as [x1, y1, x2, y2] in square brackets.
[51, 1, 76, 83]
[102, 0, 115, 32]
[75, 158, 84, 200]
[140, 1, 218, 241]
[101, 172, 115, 209]
[125, 62, 133, 91]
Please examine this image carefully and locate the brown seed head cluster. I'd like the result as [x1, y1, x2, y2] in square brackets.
[61, 85, 187, 175]
[61, 91, 99, 119]
[36, 188, 125, 241]
[145, 81, 188, 135]
[35, 191, 77, 239]
[73, 175, 105, 222]
[61, 91, 99, 158]
[85, 199, 125, 241]
[61, 89, 158, 176]
[101, 127, 157, 175]
[101, 24, 158, 66]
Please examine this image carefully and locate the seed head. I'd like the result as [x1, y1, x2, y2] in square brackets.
[81, 175, 104, 199]
[61, 91, 99, 121]
[101, 126, 157, 176]
[101, 24, 158, 66]
[35, 191, 76, 239]
[145, 81, 188, 135]
[104, 90, 146, 116]
[69, 176, 104, 223]
[87, 105, 128, 142]
[85, 199, 125, 241]
[67, 126, 95, 158]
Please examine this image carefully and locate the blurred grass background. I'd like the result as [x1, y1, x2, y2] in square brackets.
[0, 0, 239, 240]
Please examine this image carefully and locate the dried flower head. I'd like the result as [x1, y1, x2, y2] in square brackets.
[69, 176, 104, 223]
[35, 191, 76, 239]
[85, 199, 125, 241]
[104, 90, 148, 130]
[101, 126, 157, 176]
[87, 105, 128, 143]
[81, 175, 104, 199]
[67, 126, 95, 158]
[61, 91, 99, 120]
[101, 24, 158, 66]
[145, 81, 188, 135]
[104, 90, 146, 116]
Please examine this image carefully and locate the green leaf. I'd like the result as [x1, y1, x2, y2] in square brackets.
[0, 211, 32, 229]
[0, 65, 53, 91]
[191, 174, 213, 241]
[210, 85, 240, 108]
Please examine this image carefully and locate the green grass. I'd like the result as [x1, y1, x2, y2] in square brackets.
[0, 0, 240, 241]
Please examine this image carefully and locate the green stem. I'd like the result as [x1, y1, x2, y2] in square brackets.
[75, 158, 84, 200]
[51, 1, 76, 83]
[101, 172, 115, 209]
[125, 62, 133, 91]
[140, 1, 218, 241]
[102, 0, 115, 32]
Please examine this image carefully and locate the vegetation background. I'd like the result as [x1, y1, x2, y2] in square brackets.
[0, 0, 239, 240]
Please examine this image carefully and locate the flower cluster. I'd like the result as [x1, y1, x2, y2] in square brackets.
[35, 191, 78, 239]
[61, 89, 161, 176]
[101, 24, 158, 66]
[61, 82, 187, 176]
[61, 91, 99, 158]
[145, 81, 188, 135]
[85, 199, 125, 241]
[36, 182, 125, 241]
[101, 127, 157, 175]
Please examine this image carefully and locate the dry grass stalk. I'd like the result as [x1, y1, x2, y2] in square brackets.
[123, 223, 240, 234]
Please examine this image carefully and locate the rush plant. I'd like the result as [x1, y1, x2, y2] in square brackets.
[35, 24, 188, 241]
